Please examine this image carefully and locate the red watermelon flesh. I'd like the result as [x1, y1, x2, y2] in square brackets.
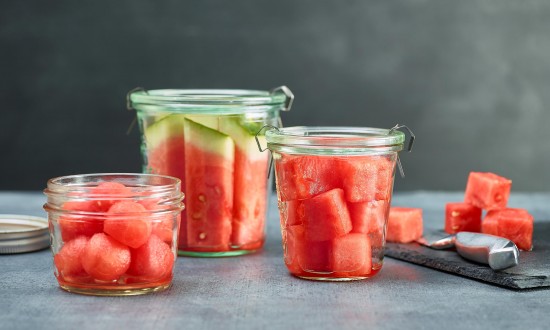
[286, 225, 331, 273]
[54, 236, 89, 278]
[386, 207, 423, 243]
[482, 208, 533, 251]
[464, 172, 512, 210]
[274, 155, 340, 202]
[330, 233, 371, 274]
[138, 198, 177, 244]
[184, 118, 234, 251]
[128, 234, 175, 280]
[90, 182, 133, 212]
[59, 201, 103, 241]
[104, 201, 152, 249]
[347, 200, 388, 234]
[282, 225, 302, 274]
[445, 202, 482, 234]
[81, 233, 131, 281]
[302, 188, 352, 242]
[229, 147, 269, 248]
[337, 155, 395, 203]
[285, 200, 305, 227]
[144, 114, 187, 246]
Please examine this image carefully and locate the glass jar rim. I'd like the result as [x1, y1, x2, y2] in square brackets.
[44, 173, 182, 197]
[265, 126, 405, 149]
[129, 88, 290, 114]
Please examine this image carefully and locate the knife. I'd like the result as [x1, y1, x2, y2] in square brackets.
[416, 231, 519, 271]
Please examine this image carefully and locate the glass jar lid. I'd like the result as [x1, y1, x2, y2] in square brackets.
[128, 86, 293, 115]
[264, 126, 406, 155]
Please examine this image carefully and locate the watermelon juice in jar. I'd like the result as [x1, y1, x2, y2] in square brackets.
[128, 87, 293, 257]
[43, 173, 184, 296]
[264, 126, 407, 281]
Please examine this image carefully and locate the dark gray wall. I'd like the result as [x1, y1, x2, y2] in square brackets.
[1, 1, 550, 191]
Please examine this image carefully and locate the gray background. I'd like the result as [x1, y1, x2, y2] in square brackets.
[1, 0, 549, 191]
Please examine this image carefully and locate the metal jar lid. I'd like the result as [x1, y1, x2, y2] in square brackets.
[0, 214, 50, 254]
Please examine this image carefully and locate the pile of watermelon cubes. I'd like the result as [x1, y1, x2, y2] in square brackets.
[53, 182, 176, 289]
[445, 172, 534, 251]
[275, 153, 397, 279]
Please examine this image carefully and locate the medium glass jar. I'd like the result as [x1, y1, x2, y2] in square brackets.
[128, 87, 293, 257]
[43, 173, 184, 296]
[264, 126, 406, 281]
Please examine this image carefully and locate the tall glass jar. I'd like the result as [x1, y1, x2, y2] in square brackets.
[264, 126, 407, 281]
[43, 173, 184, 296]
[128, 87, 293, 257]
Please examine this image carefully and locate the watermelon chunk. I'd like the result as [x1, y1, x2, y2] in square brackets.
[54, 236, 89, 278]
[464, 172, 512, 210]
[285, 200, 305, 227]
[219, 118, 269, 248]
[445, 202, 482, 234]
[347, 200, 387, 234]
[287, 225, 330, 273]
[386, 207, 423, 243]
[330, 233, 371, 274]
[337, 155, 395, 203]
[184, 118, 234, 251]
[81, 233, 131, 281]
[274, 155, 340, 202]
[128, 234, 175, 280]
[104, 201, 152, 249]
[481, 208, 533, 251]
[302, 188, 352, 242]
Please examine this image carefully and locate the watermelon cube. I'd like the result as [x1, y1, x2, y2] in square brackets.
[330, 233, 372, 274]
[386, 207, 423, 243]
[302, 188, 352, 242]
[481, 208, 533, 251]
[464, 172, 512, 210]
[284, 200, 305, 227]
[81, 233, 131, 281]
[347, 200, 388, 234]
[286, 225, 331, 273]
[274, 155, 340, 202]
[337, 155, 395, 203]
[445, 202, 482, 234]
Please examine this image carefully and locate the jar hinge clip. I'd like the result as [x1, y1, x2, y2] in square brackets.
[389, 124, 415, 178]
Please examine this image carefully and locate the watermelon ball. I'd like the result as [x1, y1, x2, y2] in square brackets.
[138, 198, 176, 244]
[104, 201, 152, 249]
[444, 202, 482, 234]
[58, 202, 104, 241]
[386, 207, 423, 243]
[54, 236, 90, 278]
[81, 233, 131, 281]
[482, 208, 533, 251]
[91, 182, 133, 212]
[128, 234, 175, 280]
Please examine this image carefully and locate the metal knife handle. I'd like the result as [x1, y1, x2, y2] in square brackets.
[454, 232, 519, 271]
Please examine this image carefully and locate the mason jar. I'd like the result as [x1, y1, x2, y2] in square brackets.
[43, 173, 184, 296]
[128, 87, 293, 257]
[264, 126, 409, 281]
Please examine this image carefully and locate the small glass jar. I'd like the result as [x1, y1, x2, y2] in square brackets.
[128, 87, 293, 257]
[264, 126, 406, 281]
[43, 173, 184, 296]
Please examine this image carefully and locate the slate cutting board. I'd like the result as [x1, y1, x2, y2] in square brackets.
[385, 222, 550, 290]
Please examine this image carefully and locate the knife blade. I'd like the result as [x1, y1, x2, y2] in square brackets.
[416, 231, 519, 271]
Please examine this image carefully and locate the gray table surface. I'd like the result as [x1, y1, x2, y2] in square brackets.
[1, 191, 549, 330]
